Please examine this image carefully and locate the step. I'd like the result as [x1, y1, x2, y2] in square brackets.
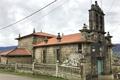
[98, 74, 114, 80]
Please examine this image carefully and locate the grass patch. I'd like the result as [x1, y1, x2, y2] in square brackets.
[0, 69, 67, 80]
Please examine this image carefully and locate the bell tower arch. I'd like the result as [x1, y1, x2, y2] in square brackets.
[89, 1, 105, 33]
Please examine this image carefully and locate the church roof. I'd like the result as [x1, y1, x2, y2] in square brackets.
[0, 50, 14, 56]
[0, 48, 31, 56]
[16, 32, 56, 40]
[34, 33, 92, 47]
[34, 32, 56, 37]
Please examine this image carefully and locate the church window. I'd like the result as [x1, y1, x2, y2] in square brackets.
[100, 16, 103, 31]
[56, 49, 60, 62]
[33, 36, 37, 44]
[96, 13, 99, 29]
[78, 44, 82, 53]
[43, 50, 46, 63]
[100, 16, 103, 25]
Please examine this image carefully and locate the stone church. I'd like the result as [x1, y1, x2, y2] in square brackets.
[13, 1, 113, 80]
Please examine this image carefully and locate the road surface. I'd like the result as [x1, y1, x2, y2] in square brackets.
[0, 73, 39, 80]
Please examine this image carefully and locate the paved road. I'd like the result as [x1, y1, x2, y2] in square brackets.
[0, 73, 39, 80]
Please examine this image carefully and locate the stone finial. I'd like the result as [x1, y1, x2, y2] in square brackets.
[83, 23, 87, 29]
[56, 33, 62, 42]
[33, 28, 36, 33]
[107, 32, 110, 36]
[95, 1, 98, 6]
[44, 36, 48, 43]
[79, 23, 89, 32]
[106, 32, 112, 38]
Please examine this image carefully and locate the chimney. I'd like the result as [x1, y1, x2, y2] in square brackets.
[62, 33, 64, 37]
[33, 28, 36, 33]
[44, 36, 48, 44]
[56, 33, 62, 42]
[19, 34, 21, 38]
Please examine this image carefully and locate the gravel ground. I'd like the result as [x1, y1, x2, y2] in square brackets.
[0, 73, 40, 80]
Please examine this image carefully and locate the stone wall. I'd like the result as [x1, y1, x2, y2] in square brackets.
[18, 36, 47, 52]
[61, 44, 78, 63]
[8, 57, 32, 64]
[36, 37, 45, 43]
[1, 57, 7, 64]
[112, 65, 120, 73]
[18, 36, 33, 53]
[1, 56, 32, 64]
[35, 47, 56, 64]
[82, 43, 92, 78]
[35, 44, 79, 64]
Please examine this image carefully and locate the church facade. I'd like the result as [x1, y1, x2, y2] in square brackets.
[33, 1, 113, 79]
[13, 1, 113, 80]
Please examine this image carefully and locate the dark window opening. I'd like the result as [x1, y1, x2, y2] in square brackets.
[33, 36, 37, 44]
[96, 13, 99, 29]
[43, 50, 46, 63]
[100, 16, 103, 25]
[100, 26, 102, 31]
[56, 49, 60, 62]
[100, 16, 103, 31]
[78, 44, 82, 53]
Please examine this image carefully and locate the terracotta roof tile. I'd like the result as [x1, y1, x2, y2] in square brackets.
[0, 48, 31, 56]
[16, 32, 56, 40]
[33, 32, 56, 37]
[34, 33, 86, 47]
[0, 50, 14, 56]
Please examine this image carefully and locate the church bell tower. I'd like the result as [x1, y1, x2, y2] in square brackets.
[87, 1, 113, 80]
[89, 1, 105, 33]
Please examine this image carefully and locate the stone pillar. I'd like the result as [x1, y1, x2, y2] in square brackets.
[32, 62, 35, 71]
[104, 46, 112, 74]
[82, 43, 93, 80]
[15, 63, 18, 72]
[108, 46, 112, 74]
[104, 32, 113, 75]
[56, 60, 59, 77]
[81, 60, 86, 80]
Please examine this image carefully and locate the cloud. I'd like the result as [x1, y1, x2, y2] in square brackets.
[0, 0, 120, 46]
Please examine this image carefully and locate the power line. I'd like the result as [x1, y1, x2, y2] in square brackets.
[7, 0, 68, 33]
[0, 0, 57, 31]
[29, 0, 68, 30]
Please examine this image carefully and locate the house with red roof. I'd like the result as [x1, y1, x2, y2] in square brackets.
[0, 29, 56, 64]
[16, 30, 56, 63]
[16, 29, 56, 53]
[0, 48, 31, 64]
